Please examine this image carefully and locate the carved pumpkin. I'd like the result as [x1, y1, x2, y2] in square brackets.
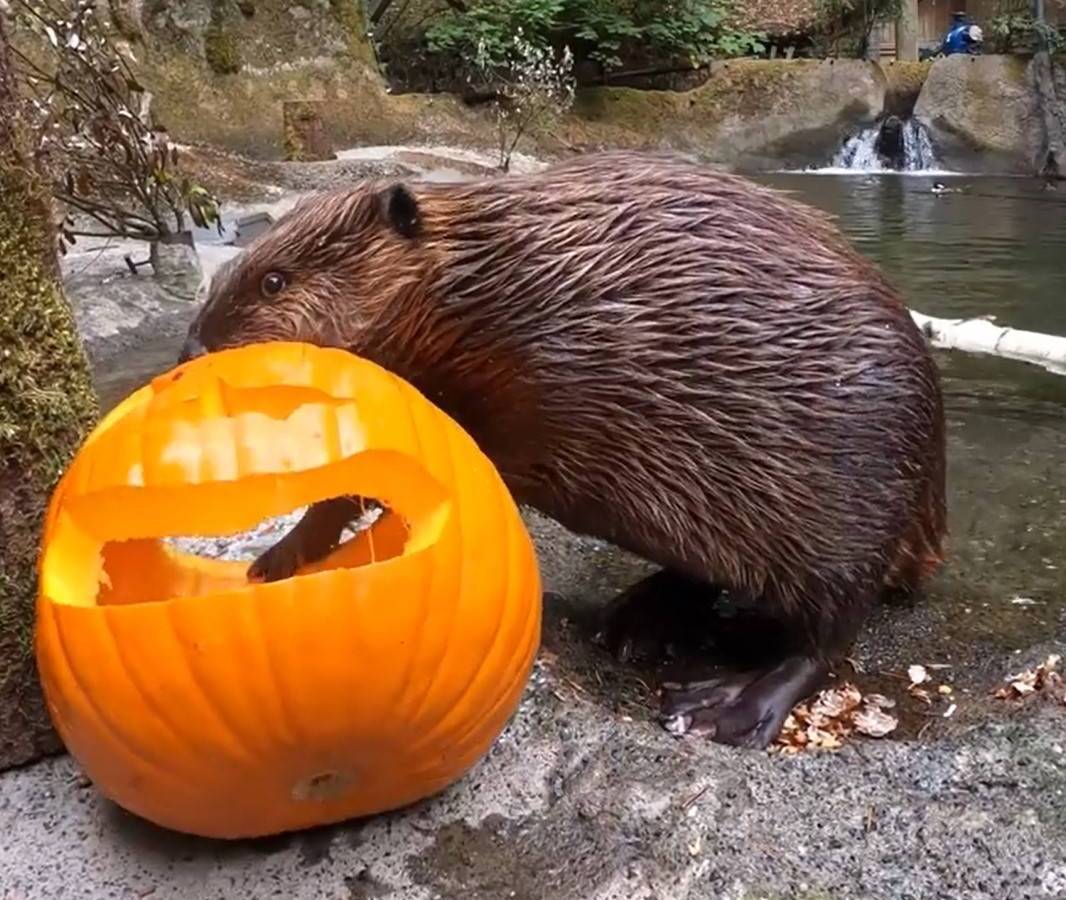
[35, 342, 541, 839]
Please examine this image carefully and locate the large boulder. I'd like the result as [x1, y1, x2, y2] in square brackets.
[914, 54, 1044, 174]
[567, 59, 887, 171]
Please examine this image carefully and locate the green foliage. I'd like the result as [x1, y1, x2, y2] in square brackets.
[426, 0, 565, 69]
[634, 0, 764, 63]
[204, 23, 243, 75]
[810, 0, 902, 58]
[470, 30, 575, 169]
[425, 0, 765, 73]
[986, 11, 1063, 54]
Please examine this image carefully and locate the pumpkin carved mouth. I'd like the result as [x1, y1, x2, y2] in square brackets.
[40, 352, 452, 608]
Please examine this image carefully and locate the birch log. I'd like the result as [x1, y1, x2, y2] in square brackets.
[911, 311, 1066, 376]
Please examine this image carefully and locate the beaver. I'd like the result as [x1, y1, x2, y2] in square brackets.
[180, 151, 947, 749]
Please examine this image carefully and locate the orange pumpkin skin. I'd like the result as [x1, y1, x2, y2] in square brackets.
[35, 342, 541, 839]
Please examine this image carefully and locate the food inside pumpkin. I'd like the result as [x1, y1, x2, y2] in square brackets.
[93, 495, 411, 607]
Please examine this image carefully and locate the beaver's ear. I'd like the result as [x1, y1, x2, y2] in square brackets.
[380, 184, 420, 239]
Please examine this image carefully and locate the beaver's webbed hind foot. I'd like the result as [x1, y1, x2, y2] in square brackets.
[661, 656, 830, 750]
[595, 569, 722, 664]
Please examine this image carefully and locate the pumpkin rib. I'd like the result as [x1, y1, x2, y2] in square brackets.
[50, 610, 188, 786]
[454, 498, 540, 751]
[371, 368, 430, 722]
[394, 390, 464, 729]
[407, 458, 515, 758]
[386, 370, 463, 730]
[100, 606, 229, 773]
[163, 599, 263, 766]
[413, 515, 541, 769]
[248, 594, 302, 751]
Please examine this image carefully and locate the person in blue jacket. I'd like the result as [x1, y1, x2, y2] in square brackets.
[941, 12, 984, 55]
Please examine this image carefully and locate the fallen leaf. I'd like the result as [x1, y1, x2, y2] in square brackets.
[995, 654, 1064, 703]
[810, 684, 862, 720]
[1008, 596, 1039, 606]
[910, 687, 933, 705]
[907, 664, 930, 685]
[774, 681, 900, 753]
[854, 706, 899, 738]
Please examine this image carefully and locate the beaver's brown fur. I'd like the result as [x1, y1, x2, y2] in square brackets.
[183, 151, 947, 748]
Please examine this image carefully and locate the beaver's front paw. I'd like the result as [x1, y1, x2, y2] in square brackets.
[247, 537, 305, 583]
[595, 570, 720, 664]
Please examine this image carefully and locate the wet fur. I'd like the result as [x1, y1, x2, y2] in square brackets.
[190, 151, 947, 658]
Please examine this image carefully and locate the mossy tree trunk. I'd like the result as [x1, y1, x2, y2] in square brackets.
[0, 15, 99, 770]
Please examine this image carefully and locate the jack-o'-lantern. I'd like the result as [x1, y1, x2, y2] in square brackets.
[35, 342, 541, 839]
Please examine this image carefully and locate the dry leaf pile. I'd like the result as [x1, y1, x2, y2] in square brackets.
[774, 683, 898, 754]
[905, 663, 957, 718]
[995, 654, 1065, 704]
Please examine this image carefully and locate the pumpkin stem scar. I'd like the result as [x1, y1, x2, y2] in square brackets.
[292, 770, 356, 802]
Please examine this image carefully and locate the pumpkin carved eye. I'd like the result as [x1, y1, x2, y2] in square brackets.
[260, 271, 287, 297]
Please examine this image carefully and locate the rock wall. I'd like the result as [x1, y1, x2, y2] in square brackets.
[882, 59, 932, 118]
[122, 0, 489, 158]
[565, 59, 885, 171]
[914, 54, 1046, 174]
[15, 4, 1066, 174]
[88, 2, 883, 169]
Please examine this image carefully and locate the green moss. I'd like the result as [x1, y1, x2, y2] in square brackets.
[687, 60, 804, 119]
[570, 60, 809, 151]
[204, 22, 242, 75]
[143, 50, 491, 160]
[330, 0, 374, 64]
[0, 165, 98, 769]
[883, 59, 933, 117]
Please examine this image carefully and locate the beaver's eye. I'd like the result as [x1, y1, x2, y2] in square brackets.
[260, 272, 287, 297]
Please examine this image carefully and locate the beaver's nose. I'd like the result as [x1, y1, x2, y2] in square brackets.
[178, 333, 207, 363]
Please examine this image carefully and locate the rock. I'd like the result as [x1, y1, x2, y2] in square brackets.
[62, 236, 209, 367]
[150, 234, 204, 290]
[99, 3, 886, 170]
[282, 99, 336, 162]
[875, 114, 906, 169]
[882, 59, 932, 117]
[0, 103, 97, 772]
[568, 59, 886, 171]
[233, 211, 275, 247]
[915, 54, 1044, 174]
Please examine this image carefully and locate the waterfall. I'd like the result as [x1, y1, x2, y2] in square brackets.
[829, 119, 941, 172]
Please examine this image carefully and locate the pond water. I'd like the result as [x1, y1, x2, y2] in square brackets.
[92, 172, 1066, 733]
[755, 174, 1066, 727]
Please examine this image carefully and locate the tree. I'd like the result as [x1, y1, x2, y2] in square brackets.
[0, 10, 98, 770]
[12, 0, 221, 266]
[472, 30, 576, 170]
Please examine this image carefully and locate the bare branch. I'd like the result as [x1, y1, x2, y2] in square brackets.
[9, 0, 221, 248]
